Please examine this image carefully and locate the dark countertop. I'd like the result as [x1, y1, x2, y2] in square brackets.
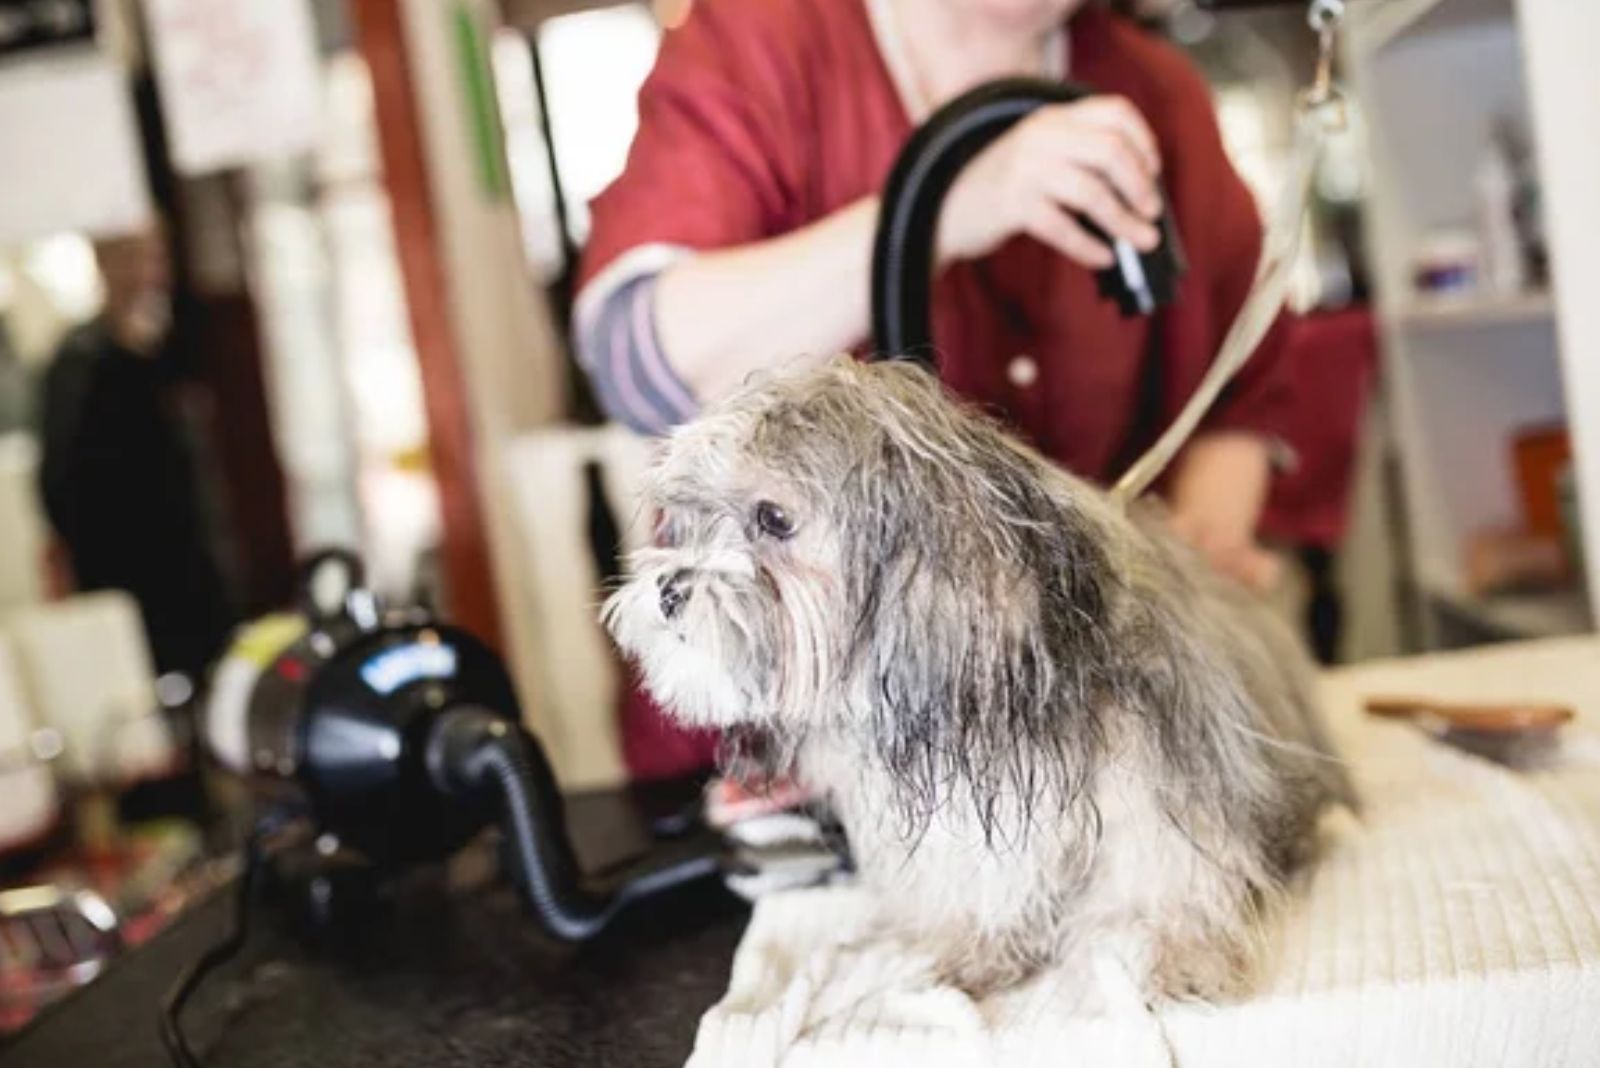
[2, 793, 750, 1068]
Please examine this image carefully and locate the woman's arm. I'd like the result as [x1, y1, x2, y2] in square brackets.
[1147, 47, 1297, 591]
[573, 200, 882, 433]
[648, 95, 1161, 408]
[1167, 431, 1280, 590]
[653, 197, 881, 403]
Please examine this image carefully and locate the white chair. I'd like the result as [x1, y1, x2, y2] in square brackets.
[0, 433, 47, 613]
[6, 592, 175, 786]
[0, 632, 59, 853]
[502, 424, 655, 789]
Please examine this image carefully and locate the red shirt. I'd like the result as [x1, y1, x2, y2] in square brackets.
[579, 0, 1293, 484]
[579, 0, 1304, 781]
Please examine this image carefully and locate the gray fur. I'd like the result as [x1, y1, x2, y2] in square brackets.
[603, 357, 1352, 998]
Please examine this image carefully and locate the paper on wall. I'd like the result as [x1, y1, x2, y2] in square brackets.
[142, 0, 321, 176]
[0, 48, 152, 247]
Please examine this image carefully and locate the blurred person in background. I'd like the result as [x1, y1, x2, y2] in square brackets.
[37, 222, 235, 677]
[576, 0, 1296, 779]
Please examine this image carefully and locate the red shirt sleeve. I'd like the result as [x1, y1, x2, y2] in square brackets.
[578, 0, 806, 291]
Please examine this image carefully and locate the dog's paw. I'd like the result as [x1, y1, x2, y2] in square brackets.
[929, 942, 1050, 999]
[1147, 931, 1254, 1003]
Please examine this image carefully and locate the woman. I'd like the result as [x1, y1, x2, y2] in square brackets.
[578, 0, 1294, 779]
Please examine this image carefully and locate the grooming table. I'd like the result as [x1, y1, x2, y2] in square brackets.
[690, 637, 1600, 1068]
[5, 791, 746, 1068]
[10, 639, 1597, 1068]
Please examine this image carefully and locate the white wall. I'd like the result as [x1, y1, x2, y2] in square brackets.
[1520, 0, 1600, 610]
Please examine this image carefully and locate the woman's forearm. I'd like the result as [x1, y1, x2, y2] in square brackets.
[1169, 431, 1273, 540]
[654, 197, 880, 404]
[1166, 430, 1281, 590]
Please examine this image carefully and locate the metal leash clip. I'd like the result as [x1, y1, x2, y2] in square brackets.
[1300, 0, 1348, 128]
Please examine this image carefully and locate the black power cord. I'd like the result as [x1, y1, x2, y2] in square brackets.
[156, 710, 725, 1065]
[159, 825, 271, 1068]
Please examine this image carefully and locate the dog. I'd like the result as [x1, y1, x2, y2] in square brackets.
[604, 357, 1351, 999]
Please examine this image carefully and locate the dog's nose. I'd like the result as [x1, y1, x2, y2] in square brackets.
[658, 569, 691, 620]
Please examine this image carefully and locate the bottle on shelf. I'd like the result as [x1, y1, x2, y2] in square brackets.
[1474, 120, 1526, 297]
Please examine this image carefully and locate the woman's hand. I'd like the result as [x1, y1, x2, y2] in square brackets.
[938, 95, 1164, 269]
[1167, 432, 1281, 592]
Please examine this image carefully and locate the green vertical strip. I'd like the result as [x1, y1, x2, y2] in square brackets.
[453, 3, 510, 201]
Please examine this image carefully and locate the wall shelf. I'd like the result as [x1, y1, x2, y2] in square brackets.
[1426, 582, 1592, 640]
[1396, 290, 1553, 331]
[1348, 0, 1599, 653]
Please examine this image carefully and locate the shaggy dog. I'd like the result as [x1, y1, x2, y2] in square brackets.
[604, 357, 1349, 997]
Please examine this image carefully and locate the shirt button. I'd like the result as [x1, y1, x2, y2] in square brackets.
[1007, 354, 1038, 389]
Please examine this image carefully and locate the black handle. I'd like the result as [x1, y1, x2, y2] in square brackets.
[869, 77, 1184, 369]
[295, 547, 367, 626]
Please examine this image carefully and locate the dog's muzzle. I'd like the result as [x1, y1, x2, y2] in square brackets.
[658, 569, 691, 621]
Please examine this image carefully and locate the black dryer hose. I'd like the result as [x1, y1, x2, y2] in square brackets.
[427, 707, 723, 942]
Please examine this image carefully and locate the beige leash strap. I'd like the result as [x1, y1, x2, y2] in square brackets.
[1112, 0, 1348, 505]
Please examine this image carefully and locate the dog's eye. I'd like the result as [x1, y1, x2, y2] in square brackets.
[753, 500, 796, 540]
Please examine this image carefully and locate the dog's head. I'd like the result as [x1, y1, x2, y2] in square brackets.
[603, 358, 1113, 807]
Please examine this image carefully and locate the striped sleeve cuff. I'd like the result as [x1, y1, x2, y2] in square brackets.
[574, 245, 699, 436]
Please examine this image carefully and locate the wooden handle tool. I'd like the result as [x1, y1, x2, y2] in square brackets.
[1364, 697, 1575, 733]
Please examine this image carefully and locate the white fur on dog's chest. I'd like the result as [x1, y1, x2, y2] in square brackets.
[819, 741, 1255, 975]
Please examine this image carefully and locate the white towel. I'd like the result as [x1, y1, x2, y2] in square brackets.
[6, 592, 171, 784]
[689, 637, 1600, 1068]
[0, 633, 57, 849]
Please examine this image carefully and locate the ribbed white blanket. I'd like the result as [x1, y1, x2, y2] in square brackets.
[689, 638, 1600, 1068]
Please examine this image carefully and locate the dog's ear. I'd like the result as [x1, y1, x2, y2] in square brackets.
[839, 424, 1113, 843]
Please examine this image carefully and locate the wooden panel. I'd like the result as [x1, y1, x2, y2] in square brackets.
[1521, 0, 1600, 619]
[351, 0, 503, 648]
[182, 291, 298, 612]
[132, 75, 297, 615]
